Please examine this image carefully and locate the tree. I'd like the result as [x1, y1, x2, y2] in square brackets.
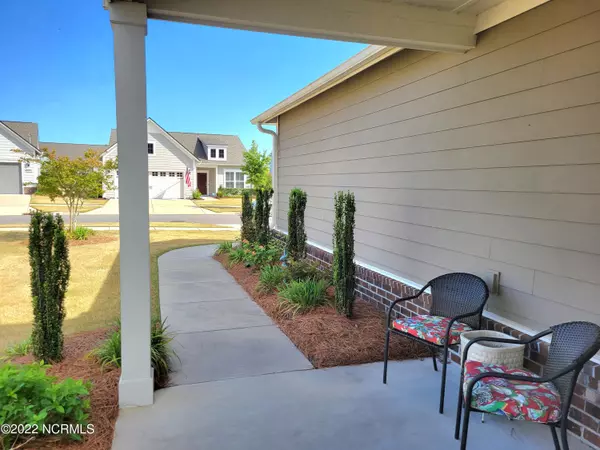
[286, 188, 307, 261]
[34, 149, 117, 231]
[29, 212, 70, 362]
[241, 140, 271, 190]
[333, 191, 356, 318]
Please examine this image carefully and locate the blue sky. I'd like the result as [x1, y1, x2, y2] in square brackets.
[0, 1, 365, 153]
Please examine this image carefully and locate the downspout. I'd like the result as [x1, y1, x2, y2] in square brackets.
[256, 119, 278, 228]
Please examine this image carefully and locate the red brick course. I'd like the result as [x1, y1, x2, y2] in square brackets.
[275, 233, 600, 449]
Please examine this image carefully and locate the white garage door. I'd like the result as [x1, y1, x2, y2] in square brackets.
[148, 171, 183, 199]
[0, 163, 21, 194]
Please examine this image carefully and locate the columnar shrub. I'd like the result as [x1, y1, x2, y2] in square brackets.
[241, 190, 255, 242]
[286, 188, 307, 261]
[333, 191, 356, 318]
[254, 188, 273, 245]
[29, 212, 71, 362]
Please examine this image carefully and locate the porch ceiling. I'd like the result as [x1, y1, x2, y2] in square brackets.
[105, 0, 551, 53]
[140, 0, 482, 52]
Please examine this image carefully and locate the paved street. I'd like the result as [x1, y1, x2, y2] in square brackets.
[0, 213, 240, 225]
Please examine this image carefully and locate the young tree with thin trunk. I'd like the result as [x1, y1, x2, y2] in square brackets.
[33, 149, 117, 231]
[241, 140, 272, 190]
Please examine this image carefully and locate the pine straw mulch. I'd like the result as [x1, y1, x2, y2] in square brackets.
[10, 329, 120, 450]
[214, 254, 429, 368]
[68, 235, 118, 247]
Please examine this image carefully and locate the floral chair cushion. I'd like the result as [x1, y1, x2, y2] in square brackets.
[392, 315, 472, 345]
[464, 361, 562, 423]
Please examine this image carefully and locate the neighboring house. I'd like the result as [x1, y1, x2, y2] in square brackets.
[102, 117, 248, 199]
[0, 117, 246, 199]
[39, 142, 109, 159]
[0, 121, 41, 194]
[254, 2, 600, 336]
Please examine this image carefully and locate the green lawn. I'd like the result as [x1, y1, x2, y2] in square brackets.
[0, 229, 237, 351]
[30, 195, 107, 213]
[194, 197, 242, 213]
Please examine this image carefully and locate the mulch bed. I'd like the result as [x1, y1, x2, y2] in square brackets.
[10, 329, 120, 450]
[214, 254, 429, 368]
[68, 235, 118, 246]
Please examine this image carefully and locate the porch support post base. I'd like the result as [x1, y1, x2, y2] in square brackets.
[118, 372, 154, 408]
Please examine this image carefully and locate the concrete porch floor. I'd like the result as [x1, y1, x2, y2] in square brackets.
[112, 246, 589, 450]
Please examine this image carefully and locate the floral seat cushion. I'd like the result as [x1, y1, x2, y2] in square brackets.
[464, 361, 561, 423]
[392, 315, 472, 345]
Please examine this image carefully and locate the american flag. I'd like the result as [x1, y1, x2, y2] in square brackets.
[185, 168, 192, 188]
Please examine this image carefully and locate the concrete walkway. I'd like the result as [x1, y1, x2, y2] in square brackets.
[158, 245, 312, 386]
[0, 194, 31, 215]
[112, 245, 588, 450]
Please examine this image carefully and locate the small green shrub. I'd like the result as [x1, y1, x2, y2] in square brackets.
[4, 338, 32, 358]
[68, 226, 95, 241]
[151, 318, 178, 387]
[92, 328, 121, 369]
[241, 190, 255, 243]
[29, 212, 70, 362]
[244, 243, 281, 269]
[278, 279, 327, 316]
[215, 241, 233, 255]
[91, 318, 177, 388]
[0, 362, 91, 447]
[192, 189, 202, 199]
[286, 188, 307, 261]
[228, 245, 246, 266]
[254, 188, 273, 245]
[218, 187, 254, 198]
[257, 265, 286, 294]
[286, 258, 331, 283]
[333, 191, 356, 318]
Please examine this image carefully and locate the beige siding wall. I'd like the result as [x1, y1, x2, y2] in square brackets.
[276, 0, 600, 331]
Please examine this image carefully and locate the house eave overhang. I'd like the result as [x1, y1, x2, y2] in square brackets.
[250, 45, 401, 125]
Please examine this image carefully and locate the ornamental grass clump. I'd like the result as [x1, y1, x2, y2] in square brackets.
[29, 212, 71, 362]
[91, 318, 177, 388]
[333, 191, 356, 318]
[215, 241, 233, 255]
[278, 279, 328, 316]
[257, 264, 287, 294]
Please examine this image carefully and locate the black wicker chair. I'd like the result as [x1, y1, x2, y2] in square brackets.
[383, 272, 489, 414]
[455, 321, 600, 450]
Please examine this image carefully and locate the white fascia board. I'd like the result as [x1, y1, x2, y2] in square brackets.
[474, 0, 552, 34]
[251, 45, 401, 124]
[147, 118, 200, 164]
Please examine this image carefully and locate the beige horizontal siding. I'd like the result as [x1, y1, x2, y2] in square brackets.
[276, 0, 600, 330]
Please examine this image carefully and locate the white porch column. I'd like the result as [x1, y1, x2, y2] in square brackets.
[109, 2, 153, 407]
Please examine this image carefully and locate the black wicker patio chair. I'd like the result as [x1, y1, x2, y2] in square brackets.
[455, 321, 600, 450]
[383, 272, 489, 414]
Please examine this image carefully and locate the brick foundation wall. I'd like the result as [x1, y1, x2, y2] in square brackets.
[273, 231, 600, 449]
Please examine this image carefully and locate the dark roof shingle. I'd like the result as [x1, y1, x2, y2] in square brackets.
[1, 121, 39, 148]
[108, 128, 246, 164]
[39, 142, 108, 159]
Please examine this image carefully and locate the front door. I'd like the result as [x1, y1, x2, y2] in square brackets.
[197, 173, 207, 195]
